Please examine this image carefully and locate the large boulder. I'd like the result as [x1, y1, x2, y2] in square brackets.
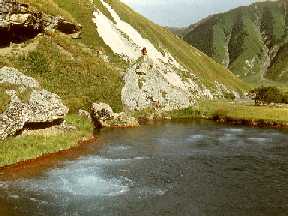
[27, 90, 68, 123]
[0, 67, 69, 140]
[91, 102, 139, 128]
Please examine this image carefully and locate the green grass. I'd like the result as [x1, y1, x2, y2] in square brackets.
[0, 114, 93, 168]
[170, 100, 288, 124]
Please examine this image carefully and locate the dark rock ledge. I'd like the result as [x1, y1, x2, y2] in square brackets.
[0, 0, 81, 47]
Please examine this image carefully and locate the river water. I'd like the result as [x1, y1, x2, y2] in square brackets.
[0, 120, 288, 216]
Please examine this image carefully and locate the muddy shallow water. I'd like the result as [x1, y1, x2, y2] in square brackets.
[1, 120, 288, 216]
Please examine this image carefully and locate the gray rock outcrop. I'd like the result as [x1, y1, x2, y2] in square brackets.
[91, 102, 139, 128]
[121, 56, 241, 111]
[121, 57, 214, 111]
[0, 67, 69, 140]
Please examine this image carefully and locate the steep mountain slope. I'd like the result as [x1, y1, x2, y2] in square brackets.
[180, 0, 288, 84]
[0, 0, 247, 113]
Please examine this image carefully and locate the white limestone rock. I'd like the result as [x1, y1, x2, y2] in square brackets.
[91, 102, 139, 128]
[0, 67, 69, 140]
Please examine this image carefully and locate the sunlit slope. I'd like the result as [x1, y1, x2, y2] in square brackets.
[181, 0, 288, 84]
[0, 0, 248, 113]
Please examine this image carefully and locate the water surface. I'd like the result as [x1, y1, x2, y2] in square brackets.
[1, 120, 288, 216]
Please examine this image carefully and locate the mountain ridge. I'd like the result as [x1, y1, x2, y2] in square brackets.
[172, 0, 288, 85]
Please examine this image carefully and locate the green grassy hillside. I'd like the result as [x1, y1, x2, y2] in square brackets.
[0, 0, 247, 113]
[181, 0, 288, 85]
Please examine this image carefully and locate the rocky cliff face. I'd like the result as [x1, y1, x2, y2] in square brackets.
[0, 67, 69, 140]
[0, 0, 81, 47]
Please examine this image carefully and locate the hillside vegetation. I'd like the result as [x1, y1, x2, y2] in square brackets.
[0, 0, 247, 113]
[179, 0, 288, 85]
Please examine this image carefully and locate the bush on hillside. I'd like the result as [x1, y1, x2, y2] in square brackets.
[249, 86, 288, 105]
[223, 92, 236, 101]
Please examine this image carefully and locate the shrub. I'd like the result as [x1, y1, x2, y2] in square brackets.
[249, 86, 287, 105]
[224, 92, 236, 101]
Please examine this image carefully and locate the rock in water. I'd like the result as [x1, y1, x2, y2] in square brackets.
[91, 102, 139, 128]
[0, 67, 69, 140]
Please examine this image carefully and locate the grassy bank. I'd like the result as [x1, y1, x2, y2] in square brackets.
[0, 115, 93, 168]
[170, 100, 288, 127]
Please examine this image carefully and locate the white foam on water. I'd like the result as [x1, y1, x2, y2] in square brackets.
[107, 145, 131, 152]
[224, 128, 244, 133]
[12, 156, 134, 197]
[219, 133, 237, 142]
[154, 137, 175, 146]
[71, 156, 133, 166]
[247, 137, 272, 143]
[186, 134, 207, 142]
[72, 155, 149, 167]
[137, 186, 169, 198]
[8, 155, 153, 198]
[0, 182, 8, 189]
[133, 156, 150, 160]
[8, 194, 19, 199]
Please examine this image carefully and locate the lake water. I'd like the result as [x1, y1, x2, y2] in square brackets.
[1, 120, 288, 216]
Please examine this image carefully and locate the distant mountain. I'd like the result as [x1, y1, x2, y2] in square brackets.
[174, 0, 288, 84]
